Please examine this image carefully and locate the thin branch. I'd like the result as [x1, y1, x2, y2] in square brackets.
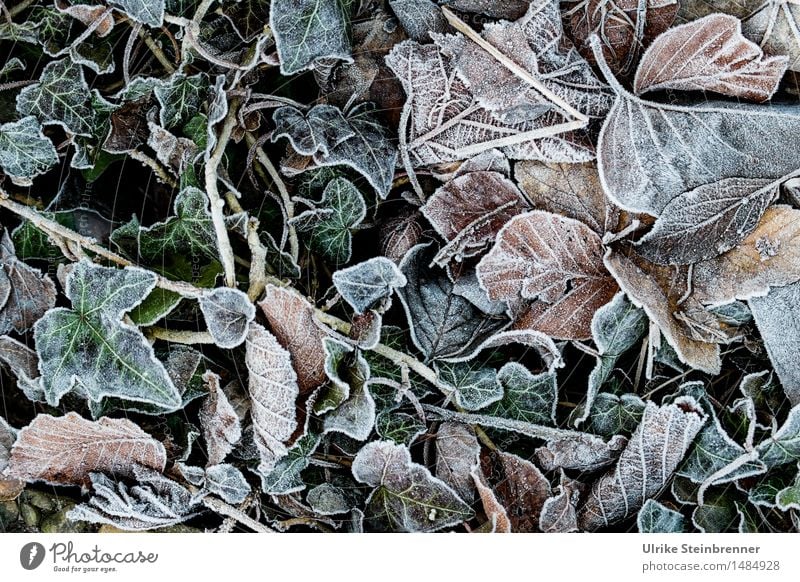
[202, 496, 276, 533]
[8, 0, 34, 18]
[138, 28, 177, 74]
[146, 328, 215, 344]
[129, 150, 178, 188]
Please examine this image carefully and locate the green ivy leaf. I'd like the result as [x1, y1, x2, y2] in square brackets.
[154, 73, 209, 130]
[0, 117, 58, 187]
[637, 499, 685, 533]
[109, 0, 166, 27]
[483, 362, 557, 426]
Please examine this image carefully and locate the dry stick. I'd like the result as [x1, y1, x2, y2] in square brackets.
[201, 496, 276, 533]
[205, 98, 240, 287]
[138, 28, 177, 74]
[8, 0, 34, 18]
[441, 6, 589, 125]
[147, 328, 215, 344]
[224, 191, 269, 301]
[129, 150, 178, 188]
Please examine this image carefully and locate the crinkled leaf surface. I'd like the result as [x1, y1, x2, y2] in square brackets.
[0, 116, 58, 187]
[536, 433, 627, 472]
[199, 371, 242, 467]
[435, 422, 479, 504]
[204, 463, 251, 504]
[332, 257, 407, 314]
[33, 261, 182, 411]
[0, 232, 57, 335]
[154, 73, 208, 130]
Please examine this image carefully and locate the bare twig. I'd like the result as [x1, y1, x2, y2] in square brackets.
[146, 328, 215, 344]
[202, 496, 276, 533]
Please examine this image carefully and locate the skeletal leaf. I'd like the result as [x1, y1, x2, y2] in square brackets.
[7, 412, 166, 487]
[536, 433, 627, 472]
[291, 178, 367, 265]
[749, 282, 800, 407]
[204, 464, 251, 505]
[635, 14, 787, 102]
[578, 399, 706, 530]
[637, 178, 779, 265]
[245, 323, 300, 476]
[597, 59, 800, 216]
[389, 0, 446, 41]
[270, 0, 352, 75]
[16, 58, 94, 136]
[539, 472, 582, 533]
[480, 450, 551, 532]
[68, 468, 201, 531]
[352, 440, 473, 532]
[477, 210, 618, 340]
[483, 363, 557, 426]
[259, 284, 327, 394]
[273, 104, 396, 198]
[435, 423, 480, 504]
[199, 287, 256, 349]
[332, 257, 407, 314]
[693, 206, 800, 308]
[435, 362, 502, 411]
[199, 372, 242, 467]
[421, 171, 530, 266]
[0, 116, 58, 187]
[397, 244, 508, 361]
[34, 261, 182, 411]
[588, 393, 646, 438]
[0, 232, 57, 335]
[109, 0, 164, 27]
[259, 433, 321, 495]
[743, 0, 800, 72]
[637, 499, 685, 533]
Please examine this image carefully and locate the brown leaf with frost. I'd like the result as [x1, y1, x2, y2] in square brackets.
[6, 412, 166, 487]
[258, 284, 327, 394]
[0, 232, 57, 335]
[199, 371, 242, 467]
[634, 14, 788, 102]
[480, 450, 550, 532]
[434, 422, 480, 504]
[539, 472, 584, 533]
[379, 208, 425, 263]
[535, 433, 627, 472]
[471, 466, 511, 532]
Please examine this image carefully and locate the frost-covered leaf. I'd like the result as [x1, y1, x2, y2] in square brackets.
[477, 210, 618, 340]
[199, 287, 256, 349]
[398, 244, 507, 361]
[755, 400, 800, 468]
[199, 371, 242, 467]
[270, 0, 352, 75]
[332, 257, 407, 314]
[376, 411, 426, 445]
[109, 0, 165, 27]
[307, 483, 353, 515]
[352, 440, 473, 532]
[480, 450, 550, 532]
[16, 58, 94, 136]
[539, 473, 582, 533]
[536, 433, 627, 472]
[637, 178, 779, 265]
[154, 73, 208, 130]
[259, 433, 321, 495]
[435, 362, 502, 411]
[273, 104, 396, 198]
[637, 499, 685, 533]
[291, 177, 367, 265]
[693, 206, 800, 308]
[579, 292, 647, 424]
[0, 232, 57, 334]
[0, 116, 58, 186]
[0, 415, 15, 473]
[389, 0, 446, 41]
[0, 335, 39, 385]
[435, 422, 480, 503]
[34, 261, 181, 411]
[245, 323, 300, 476]
[588, 393, 646, 437]
[68, 467, 201, 531]
[578, 399, 706, 530]
[749, 282, 800, 407]
[691, 487, 739, 532]
[597, 64, 800, 216]
[440, 0, 529, 19]
[322, 343, 376, 441]
[259, 284, 327, 394]
[471, 465, 511, 532]
[421, 171, 530, 266]
[7, 412, 166, 487]
[380, 208, 425, 263]
[635, 14, 787, 102]
[204, 463, 251, 504]
[743, 0, 800, 72]
[147, 121, 197, 175]
[776, 473, 800, 511]
[483, 363, 557, 426]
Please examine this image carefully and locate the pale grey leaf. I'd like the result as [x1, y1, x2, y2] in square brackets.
[332, 257, 407, 314]
[199, 371, 242, 467]
[177, 462, 206, 487]
[0, 116, 58, 186]
[109, 0, 165, 27]
[352, 440, 473, 532]
[0, 335, 39, 384]
[536, 433, 627, 472]
[435, 422, 480, 504]
[199, 287, 256, 349]
[307, 483, 352, 516]
[539, 472, 582, 533]
[0, 232, 57, 334]
[637, 499, 685, 533]
[245, 323, 300, 476]
[204, 463, 251, 505]
[578, 399, 706, 530]
[0, 415, 14, 473]
[389, 0, 446, 41]
[743, 0, 800, 72]
[434, 362, 502, 411]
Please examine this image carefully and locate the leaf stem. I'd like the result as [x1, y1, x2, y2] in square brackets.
[146, 328, 215, 344]
[201, 496, 276, 533]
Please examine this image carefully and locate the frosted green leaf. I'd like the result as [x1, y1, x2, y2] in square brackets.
[588, 393, 645, 438]
[352, 440, 473, 532]
[204, 463, 251, 504]
[307, 483, 353, 516]
[270, 0, 352, 75]
[748, 471, 793, 508]
[376, 411, 426, 445]
[221, 0, 271, 42]
[199, 288, 256, 349]
[691, 487, 738, 533]
[435, 362, 502, 411]
[273, 104, 397, 198]
[315, 337, 357, 414]
[756, 403, 800, 468]
[332, 257, 407, 314]
[291, 177, 366, 265]
[776, 472, 800, 511]
[637, 499, 685, 533]
[578, 292, 647, 426]
[0, 117, 58, 186]
[259, 433, 321, 495]
[109, 0, 165, 27]
[154, 73, 208, 130]
[16, 59, 94, 136]
[33, 260, 182, 411]
[322, 341, 376, 441]
[484, 362, 557, 425]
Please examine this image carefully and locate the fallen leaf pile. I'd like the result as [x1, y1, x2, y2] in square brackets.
[2, 0, 800, 534]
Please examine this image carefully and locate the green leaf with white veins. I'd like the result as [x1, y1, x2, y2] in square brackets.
[16, 59, 94, 136]
[109, 0, 165, 27]
[270, 0, 352, 75]
[33, 260, 182, 411]
[154, 73, 209, 130]
[0, 117, 58, 187]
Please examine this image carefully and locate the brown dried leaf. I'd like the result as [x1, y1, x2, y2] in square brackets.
[480, 450, 550, 532]
[6, 412, 166, 487]
[103, 98, 151, 154]
[604, 246, 722, 374]
[693, 205, 800, 306]
[0, 335, 39, 380]
[199, 371, 242, 467]
[422, 171, 529, 266]
[578, 399, 706, 530]
[56, 1, 115, 37]
[539, 472, 584, 533]
[477, 210, 618, 340]
[470, 465, 511, 532]
[0, 232, 57, 335]
[744, 1, 800, 72]
[379, 208, 425, 263]
[258, 284, 327, 394]
[515, 161, 607, 234]
[245, 323, 300, 475]
[635, 14, 788, 102]
[435, 422, 480, 504]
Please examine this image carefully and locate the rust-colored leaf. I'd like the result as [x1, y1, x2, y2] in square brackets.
[199, 371, 242, 467]
[480, 450, 550, 532]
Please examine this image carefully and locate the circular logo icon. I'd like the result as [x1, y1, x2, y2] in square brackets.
[20, 542, 46, 570]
